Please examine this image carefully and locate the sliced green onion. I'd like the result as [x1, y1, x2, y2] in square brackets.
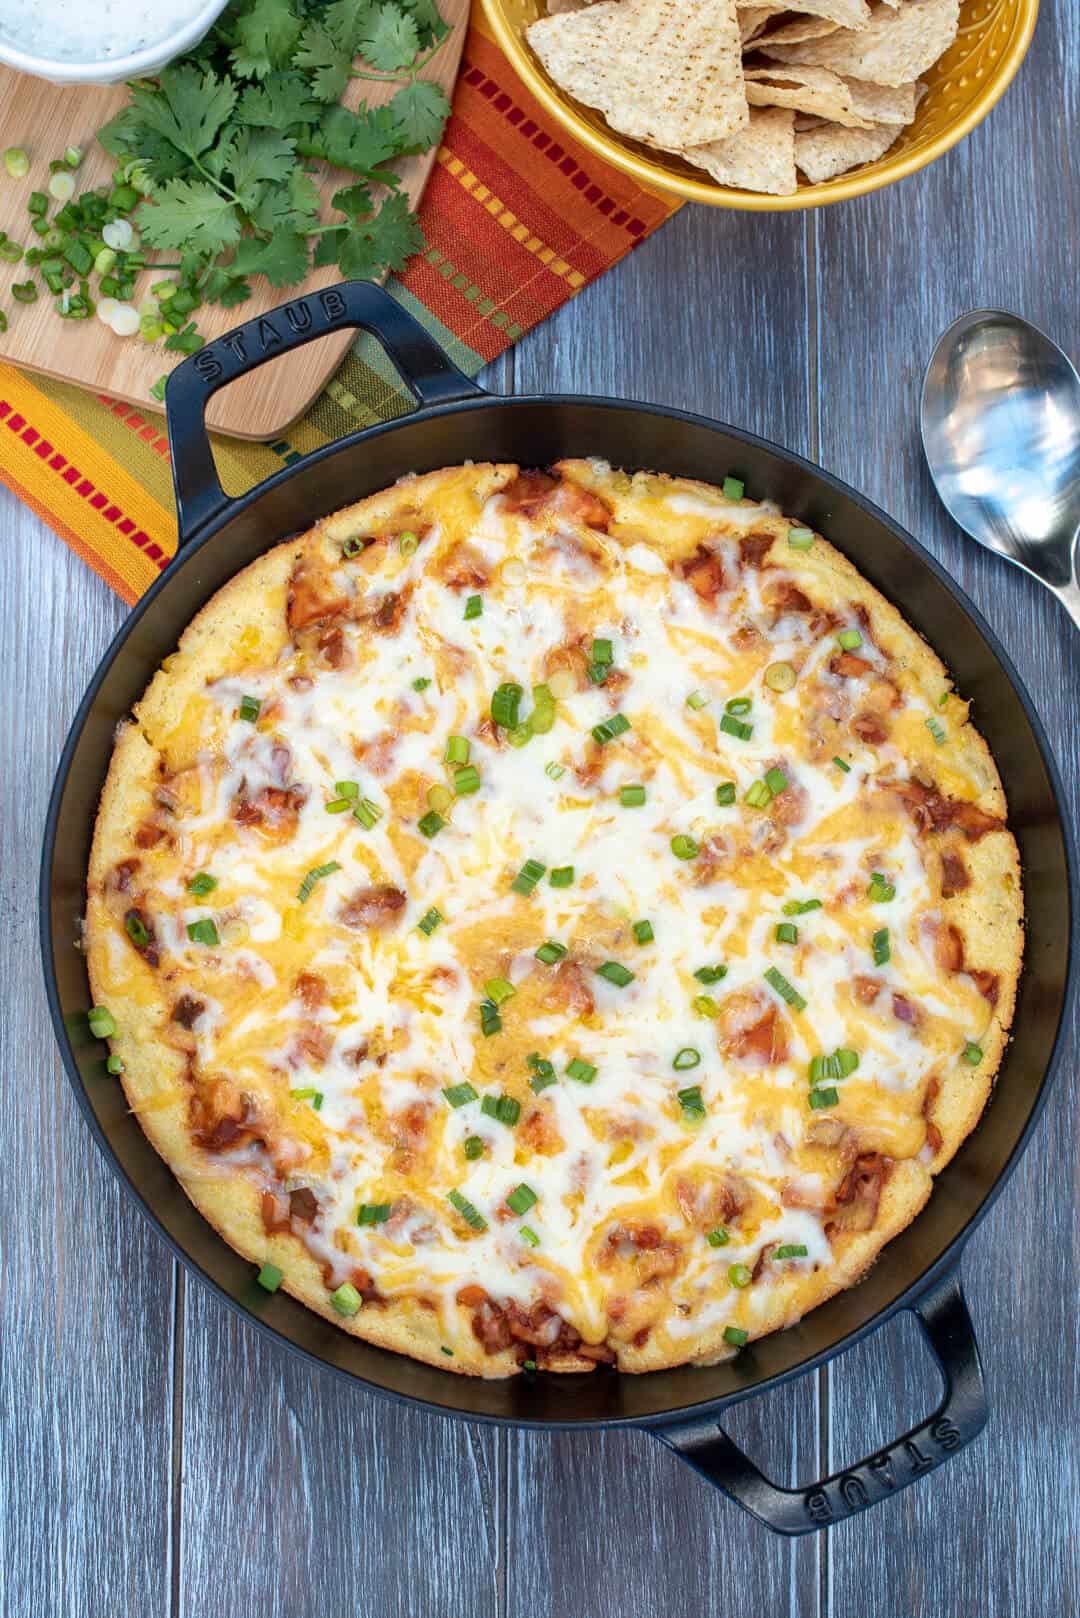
[673, 1047, 700, 1071]
[187, 918, 220, 946]
[481, 1093, 521, 1126]
[296, 862, 340, 903]
[633, 920, 654, 945]
[775, 1244, 809, 1260]
[619, 783, 646, 807]
[764, 965, 806, 1012]
[464, 594, 483, 620]
[491, 682, 523, 729]
[357, 1202, 391, 1225]
[592, 712, 631, 745]
[330, 1283, 362, 1316]
[453, 765, 481, 796]
[464, 1135, 484, 1160]
[125, 913, 150, 949]
[27, 190, 47, 216]
[591, 637, 613, 666]
[519, 1225, 540, 1248]
[836, 628, 863, 651]
[443, 1083, 478, 1109]
[715, 781, 736, 806]
[744, 780, 771, 809]
[106, 1055, 125, 1076]
[671, 833, 699, 861]
[418, 810, 445, 838]
[783, 898, 821, 916]
[693, 964, 727, 985]
[445, 735, 470, 766]
[868, 872, 896, 903]
[509, 726, 532, 750]
[925, 716, 947, 745]
[419, 907, 443, 936]
[566, 1057, 597, 1084]
[809, 1086, 840, 1109]
[764, 661, 797, 693]
[788, 526, 814, 550]
[506, 1183, 538, 1215]
[775, 922, 798, 945]
[398, 530, 418, 557]
[325, 797, 351, 814]
[88, 1006, 116, 1039]
[4, 146, 29, 179]
[706, 1228, 730, 1248]
[962, 1040, 983, 1066]
[485, 977, 516, 1006]
[412, 676, 431, 691]
[238, 694, 261, 723]
[549, 865, 574, 887]
[728, 1264, 752, 1289]
[872, 927, 890, 966]
[448, 1189, 488, 1231]
[686, 690, 709, 710]
[720, 713, 753, 741]
[834, 1048, 859, 1077]
[597, 961, 634, 988]
[808, 1055, 825, 1083]
[530, 684, 556, 734]
[544, 761, 565, 782]
[725, 696, 752, 717]
[479, 1001, 502, 1038]
[341, 536, 365, 559]
[511, 857, 546, 895]
[535, 940, 568, 965]
[723, 1325, 749, 1347]
[764, 767, 788, 797]
[257, 1263, 283, 1293]
[833, 756, 851, 773]
[353, 797, 382, 829]
[723, 475, 744, 501]
[48, 170, 75, 203]
[527, 1053, 557, 1093]
[692, 994, 719, 1019]
[677, 1084, 706, 1121]
[428, 783, 453, 815]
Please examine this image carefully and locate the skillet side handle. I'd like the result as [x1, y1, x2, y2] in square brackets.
[165, 281, 486, 544]
[653, 1268, 986, 1536]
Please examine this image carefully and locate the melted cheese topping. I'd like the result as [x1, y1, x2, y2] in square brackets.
[90, 461, 1015, 1371]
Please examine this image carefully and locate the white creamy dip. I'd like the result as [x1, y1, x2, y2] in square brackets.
[0, 0, 186, 63]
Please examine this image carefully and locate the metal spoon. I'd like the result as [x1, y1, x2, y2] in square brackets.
[921, 309, 1080, 631]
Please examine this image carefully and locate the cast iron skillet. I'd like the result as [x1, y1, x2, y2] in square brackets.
[41, 281, 1076, 1535]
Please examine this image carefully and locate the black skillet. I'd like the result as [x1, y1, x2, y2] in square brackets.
[40, 280, 1077, 1534]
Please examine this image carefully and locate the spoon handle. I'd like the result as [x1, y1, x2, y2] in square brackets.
[1052, 577, 1080, 633]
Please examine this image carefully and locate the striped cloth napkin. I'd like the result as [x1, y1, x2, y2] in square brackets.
[0, 5, 679, 604]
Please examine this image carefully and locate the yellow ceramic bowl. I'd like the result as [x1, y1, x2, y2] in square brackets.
[479, 0, 1039, 209]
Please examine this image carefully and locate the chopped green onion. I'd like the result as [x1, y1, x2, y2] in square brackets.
[744, 780, 771, 809]
[706, 1228, 730, 1248]
[187, 919, 220, 946]
[715, 781, 736, 806]
[677, 1084, 706, 1121]
[519, 1225, 540, 1248]
[106, 1055, 125, 1076]
[694, 964, 727, 985]
[619, 783, 646, 807]
[868, 872, 896, 903]
[125, 913, 150, 949]
[419, 907, 443, 936]
[453, 765, 482, 796]
[443, 1083, 478, 1109]
[925, 716, 947, 745]
[764, 661, 797, 693]
[481, 1093, 521, 1126]
[591, 637, 613, 666]
[836, 628, 863, 651]
[962, 1041, 983, 1066]
[775, 922, 798, 945]
[418, 810, 445, 838]
[723, 1325, 749, 1347]
[485, 977, 517, 1006]
[809, 1086, 840, 1109]
[342, 536, 365, 558]
[27, 190, 47, 216]
[257, 1263, 283, 1293]
[692, 994, 719, 1019]
[296, 862, 340, 903]
[587, 662, 608, 687]
[527, 1053, 557, 1093]
[464, 1135, 484, 1160]
[522, 1359, 538, 1372]
[723, 476, 744, 501]
[511, 857, 546, 895]
[48, 170, 75, 203]
[332, 780, 358, 799]
[728, 1264, 752, 1289]
[398, 530, 419, 558]
[445, 735, 470, 766]
[597, 961, 634, 988]
[536, 940, 568, 965]
[88, 1006, 116, 1039]
[591, 713, 631, 745]
[687, 690, 709, 711]
[441, 1345, 454, 1356]
[764, 767, 788, 797]
[506, 1183, 538, 1215]
[783, 898, 821, 916]
[357, 1203, 391, 1225]
[530, 685, 557, 735]
[633, 920, 654, 945]
[479, 1001, 502, 1038]
[464, 594, 483, 620]
[545, 762, 566, 782]
[671, 833, 699, 861]
[833, 756, 851, 773]
[872, 927, 890, 966]
[238, 694, 261, 723]
[448, 1189, 488, 1231]
[353, 797, 382, 829]
[835, 1048, 859, 1077]
[566, 1057, 597, 1084]
[673, 1047, 701, 1071]
[412, 676, 431, 691]
[325, 798, 351, 814]
[725, 696, 752, 717]
[775, 1244, 808, 1260]
[549, 865, 574, 887]
[491, 682, 523, 729]
[4, 146, 29, 179]
[788, 526, 814, 550]
[330, 1283, 362, 1316]
[764, 965, 806, 1012]
[720, 713, 753, 741]
[506, 722, 532, 748]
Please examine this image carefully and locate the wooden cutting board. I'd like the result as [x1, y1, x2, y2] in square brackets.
[0, 3, 467, 440]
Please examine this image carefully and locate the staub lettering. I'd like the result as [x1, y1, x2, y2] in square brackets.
[193, 349, 223, 383]
[285, 302, 313, 335]
[257, 317, 283, 351]
[804, 1491, 832, 1524]
[320, 288, 346, 320]
[839, 1476, 870, 1513]
[222, 332, 247, 362]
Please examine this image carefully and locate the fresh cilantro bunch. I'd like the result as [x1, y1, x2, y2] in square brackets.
[98, 0, 451, 305]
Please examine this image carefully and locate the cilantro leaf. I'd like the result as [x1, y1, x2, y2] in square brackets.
[235, 72, 322, 130]
[129, 67, 237, 159]
[325, 0, 376, 51]
[288, 166, 322, 224]
[296, 103, 402, 174]
[358, 4, 419, 71]
[331, 181, 374, 219]
[229, 230, 309, 287]
[338, 189, 424, 278]
[293, 21, 352, 103]
[312, 231, 342, 269]
[401, 0, 448, 48]
[136, 179, 243, 256]
[230, 129, 296, 201]
[389, 79, 450, 151]
[230, 0, 305, 79]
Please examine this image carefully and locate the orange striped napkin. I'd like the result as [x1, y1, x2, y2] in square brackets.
[0, 6, 679, 605]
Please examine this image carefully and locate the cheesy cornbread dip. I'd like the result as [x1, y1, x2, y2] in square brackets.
[86, 460, 1022, 1376]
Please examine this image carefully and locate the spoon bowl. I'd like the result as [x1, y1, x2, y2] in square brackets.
[921, 309, 1080, 628]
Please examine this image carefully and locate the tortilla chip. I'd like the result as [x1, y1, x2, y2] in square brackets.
[745, 65, 876, 129]
[546, 0, 593, 12]
[795, 118, 902, 182]
[761, 0, 960, 88]
[759, 0, 870, 24]
[684, 106, 797, 195]
[842, 75, 918, 125]
[528, 0, 747, 150]
[757, 16, 841, 46]
[738, 5, 781, 44]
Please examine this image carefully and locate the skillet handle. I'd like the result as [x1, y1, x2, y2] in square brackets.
[164, 281, 486, 544]
[653, 1268, 986, 1535]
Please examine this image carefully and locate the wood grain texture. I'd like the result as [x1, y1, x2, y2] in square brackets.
[0, 0, 467, 440]
[4, 2, 1080, 1608]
